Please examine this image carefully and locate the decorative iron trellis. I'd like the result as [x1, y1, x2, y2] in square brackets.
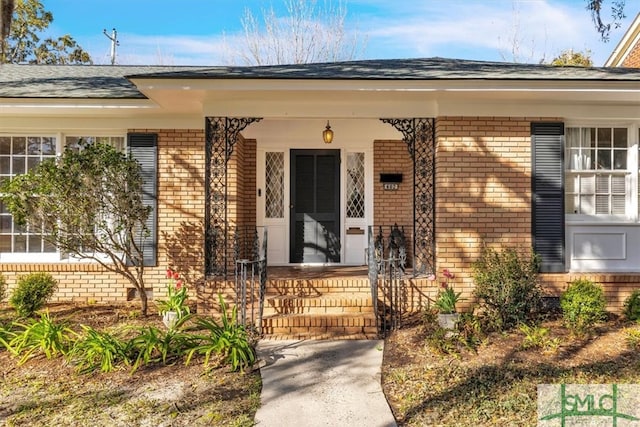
[380, 118, 436, 276]
[205, 116, 262, 278]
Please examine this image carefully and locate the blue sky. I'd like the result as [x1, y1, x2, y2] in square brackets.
[43, 0, 637, 66]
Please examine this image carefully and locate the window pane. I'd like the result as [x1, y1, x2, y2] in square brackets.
[614, 128, 627, 148]
[0, 215, 12, 233]
[13, 137, 25, 155]
[13, 235, 26, 252]
[28, 235, 43, 253]
[595, 195, 609, 214]
[611, 175, 626, 193]
[0, 137, 10, 155]
[265, 152, 284, 218]
[43, 238, 56, 253]
[612, 195, 625, 215]
[0, 235, 10, 252]
[613, 150, 626, 169]
[27, 136, 41, 155]
[597, 128, 612, 147]
[41, 137, 56, 155]
[580, 175, 595, 193]
[0, 157, 10, 175]
[595, 175, 609, 193]
[12, 156, 25, 175]
[27, 157, 40, 171]
[596, 150, 611, 169]
[581, 195, 595, 215]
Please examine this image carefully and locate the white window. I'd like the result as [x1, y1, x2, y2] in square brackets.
[0, 133, 125, 260]
[0, 136, 57, 253]
[565, 127, 630, 219]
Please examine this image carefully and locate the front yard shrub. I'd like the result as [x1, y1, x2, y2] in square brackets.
[186, 295, 256, 371]
[623, 289, 640, 321]
[10, 272, 58, 317]
[8, 312, 76, 364]
[67, 325, 131, 374]
[560, 278, 606, 336]
[472, 246, 541, 331]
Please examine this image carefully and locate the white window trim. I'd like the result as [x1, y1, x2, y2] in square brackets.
[565, 123, 639, 224]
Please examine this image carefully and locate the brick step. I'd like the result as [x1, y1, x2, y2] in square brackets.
[261, 313, 378, 339]
[265, 278, 371, 295]
[263, 294, 373, 316]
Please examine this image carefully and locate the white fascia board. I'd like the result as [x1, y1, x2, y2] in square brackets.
[132, 77, 640, 92]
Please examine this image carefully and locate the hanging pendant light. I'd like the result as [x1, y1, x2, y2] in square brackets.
[322, 120, 334, 144]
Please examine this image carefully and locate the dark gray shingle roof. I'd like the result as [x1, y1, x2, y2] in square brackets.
[2, 58, 640, 99]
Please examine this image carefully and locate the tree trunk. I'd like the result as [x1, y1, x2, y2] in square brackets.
[139, 286, 148, 316]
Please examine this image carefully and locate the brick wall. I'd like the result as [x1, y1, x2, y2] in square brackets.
[435, 117, 538, 310]
[622, 43, 640, 67]
[373, 139, 414, 249]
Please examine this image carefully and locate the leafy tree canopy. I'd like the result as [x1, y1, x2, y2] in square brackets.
[0, 142, 152, 314]
[549, 49, 594, 66]
[586, 0, 626, 42]
[1, 0, 91, 64]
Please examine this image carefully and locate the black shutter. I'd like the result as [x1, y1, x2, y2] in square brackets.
[128, 133, 158, 267]
[531, 122, 565, 273]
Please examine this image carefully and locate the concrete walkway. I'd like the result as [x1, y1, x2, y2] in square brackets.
[254, 339, 397, 427]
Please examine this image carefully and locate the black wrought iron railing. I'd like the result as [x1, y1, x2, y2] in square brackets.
[234, 228, 268, 335]
[369, 225, 409, 337]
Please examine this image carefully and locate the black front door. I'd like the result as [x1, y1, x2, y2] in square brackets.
[290, 149, 341, 263]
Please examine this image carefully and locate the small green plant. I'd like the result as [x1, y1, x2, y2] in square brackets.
[518, 323, 560, 353]
[0, 273, 6, 303]
[156, 268, 190, 320]
[186, 294, 256, 371]
[9, 272, 58, 317]
[623, 289, 640, 321]
[127, 315, 196, 372]
[67, 325, 130, 374]
[560, 278, 606, 336]
[472, 246, 541, 331]
[624, 327, 640, 349]
[8, 312, 75, 364]
[432, 269, 462, 314]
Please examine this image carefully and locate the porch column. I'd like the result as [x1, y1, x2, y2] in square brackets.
[205, 116, 262, 278]
[380, 118, 436, 276]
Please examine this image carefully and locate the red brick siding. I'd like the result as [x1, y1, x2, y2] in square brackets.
[622, 43, 640, 67]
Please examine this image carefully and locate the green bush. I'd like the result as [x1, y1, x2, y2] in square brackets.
[560, 279, 606, 336]
[623, 289, 640, 321]
[9, 272, 58, 317]
[472, 247, 541, 331]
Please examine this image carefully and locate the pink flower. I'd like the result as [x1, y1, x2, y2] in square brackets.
[441, 281, 447, 289]
[166, 268, 173, 279]
[172, 271, 180, 280]
[176, 280, 183, 290]
[442, 269, 454, 279]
